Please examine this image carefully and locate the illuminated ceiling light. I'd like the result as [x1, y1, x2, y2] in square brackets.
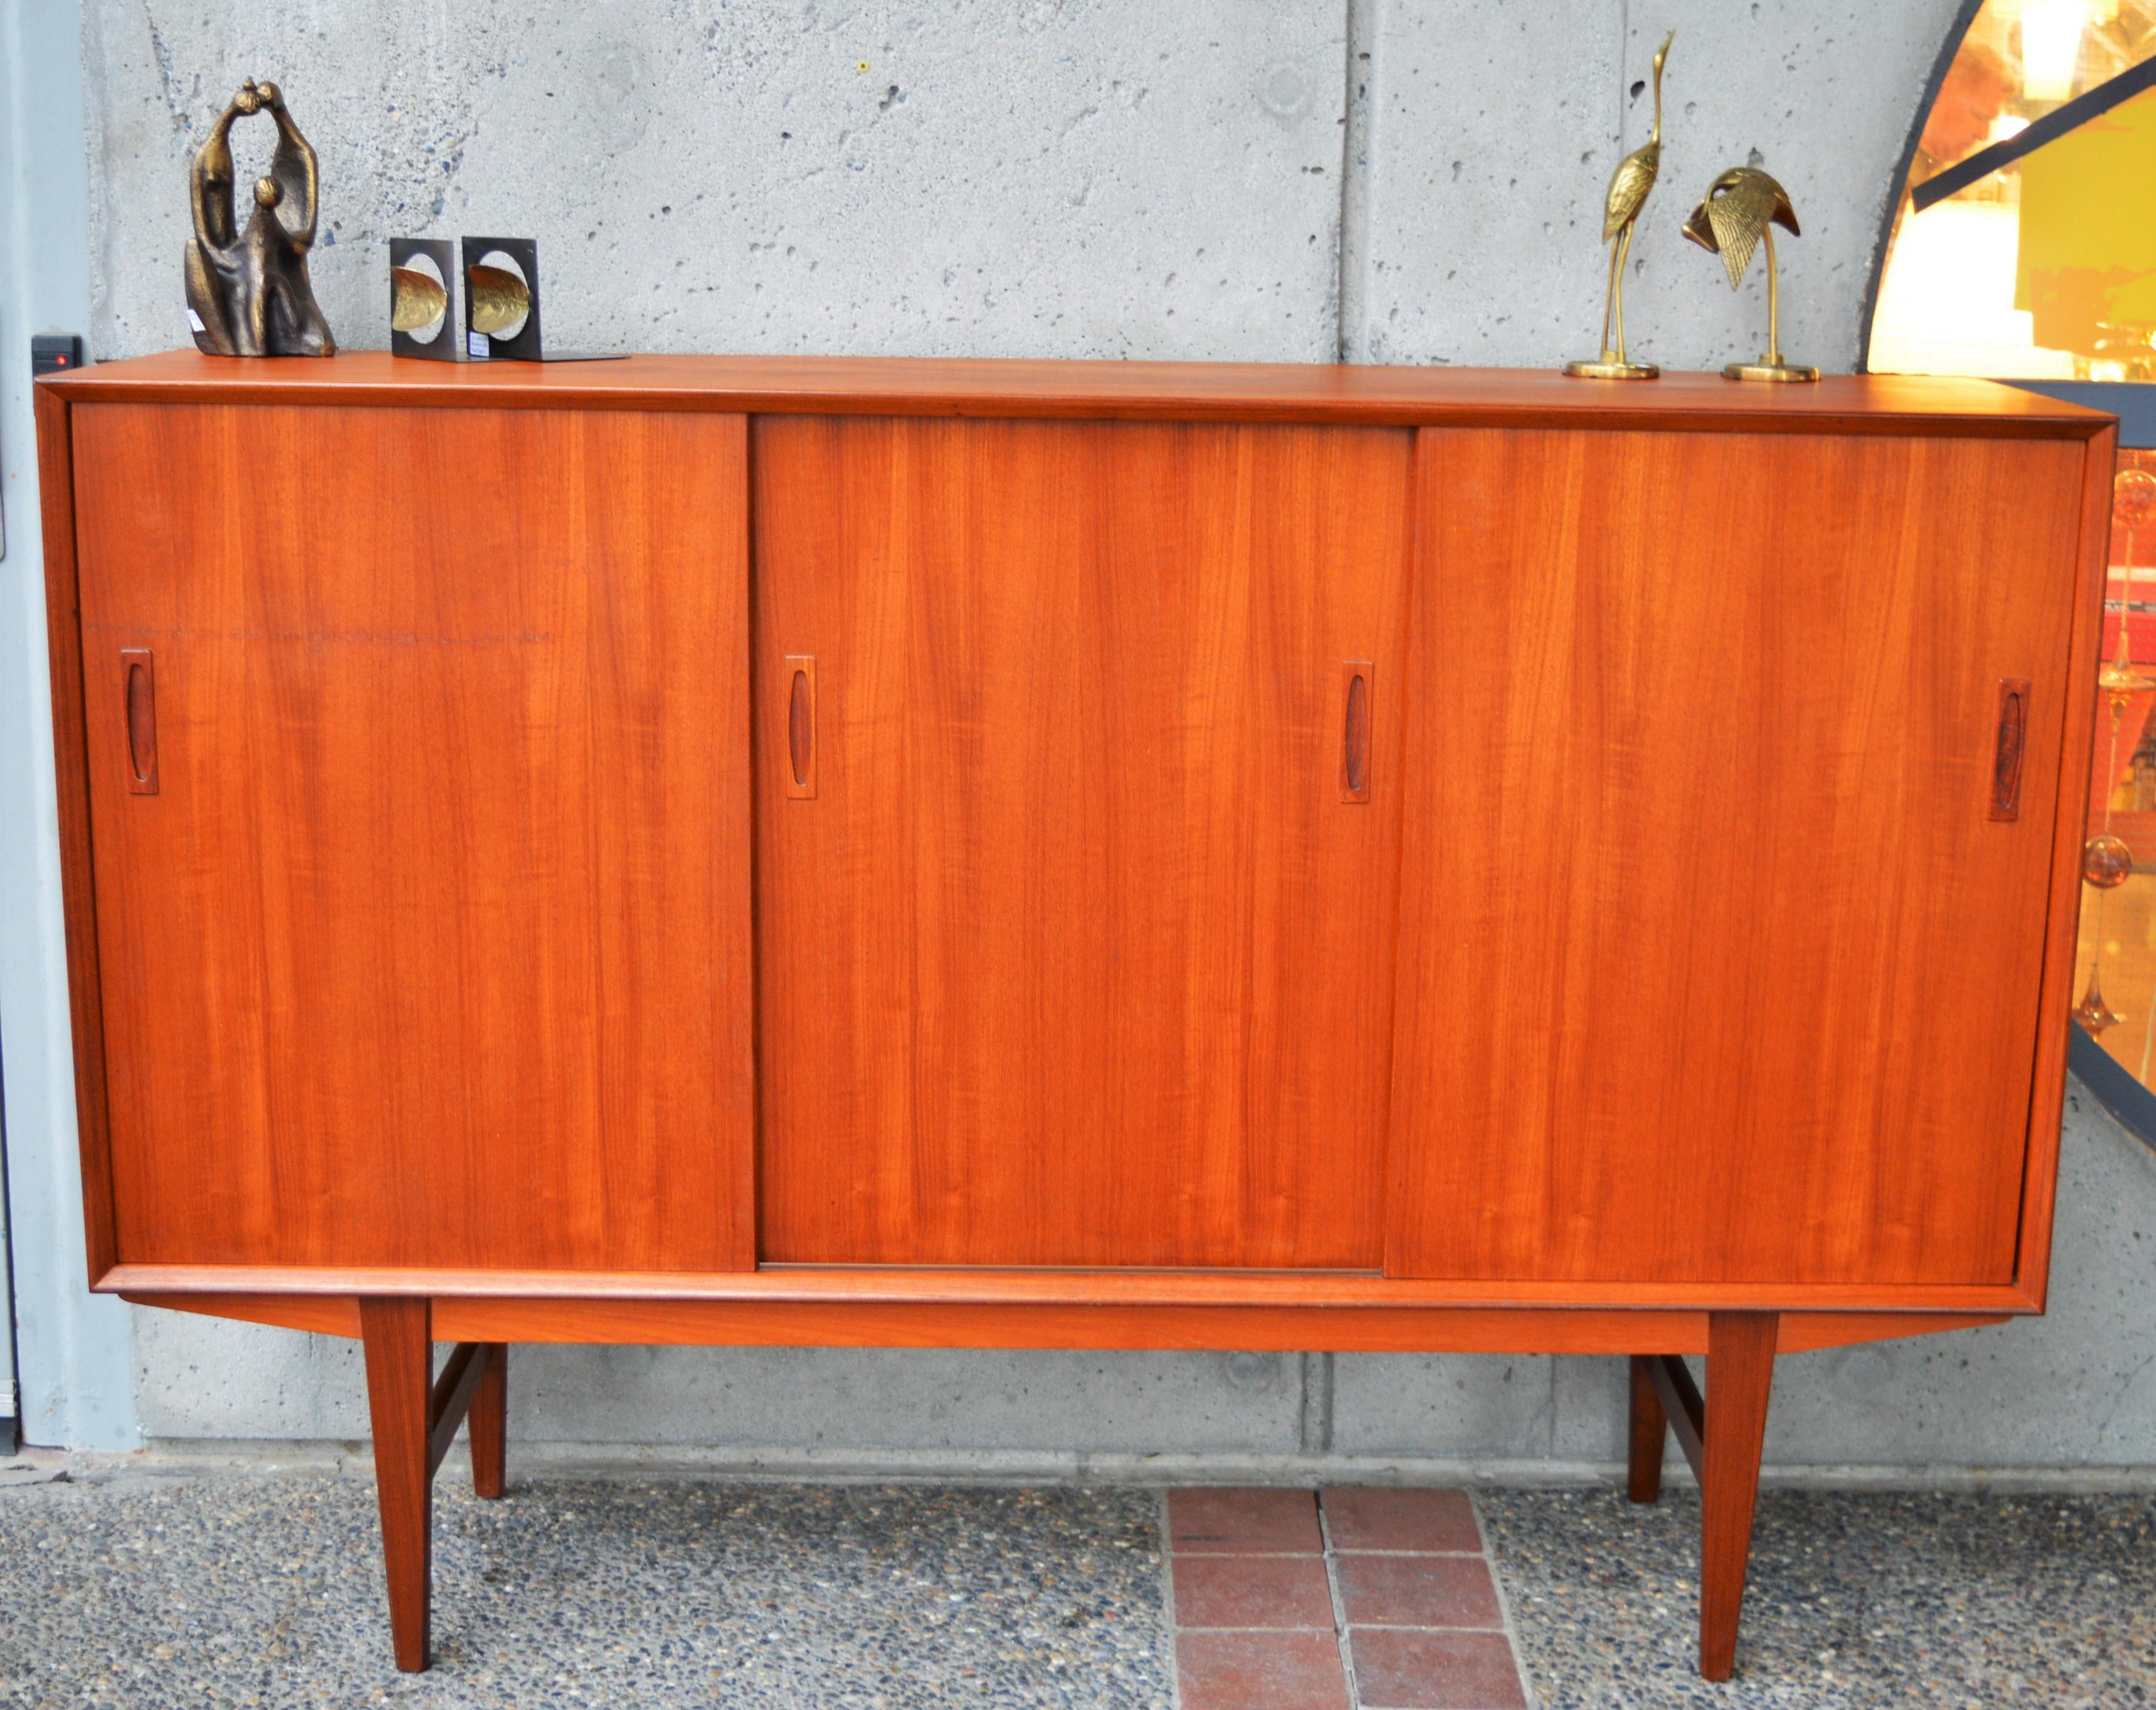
[2021, 0, 2087, 102]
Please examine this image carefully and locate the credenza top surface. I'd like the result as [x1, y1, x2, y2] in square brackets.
[41, 349, 2115, 437]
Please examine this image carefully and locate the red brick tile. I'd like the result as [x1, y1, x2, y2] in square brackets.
[1334, 1553, 1501, 1630]
[1320, 1487, 1480, 1555]
[1172, 1552, 1337, 1629]
[1179, 1629, 1351, 1710]
[1348, 1627, 1527, 1710]
[1169, 1487, 1323, 1555]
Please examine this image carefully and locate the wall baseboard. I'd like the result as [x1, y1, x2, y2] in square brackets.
[65, 1439, 2156, 1497]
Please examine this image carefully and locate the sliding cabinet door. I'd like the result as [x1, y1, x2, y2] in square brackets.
[72, 403, 754, 1272]
[755, 416, 1411, 1267]
[1388, 427, 2088, 1287]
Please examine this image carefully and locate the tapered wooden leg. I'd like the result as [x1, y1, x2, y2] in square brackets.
[1627, 1355, 1667, 1503]
[359, 1297, 434, 1674]
[470, 1344, 507, 1499]
[1699, 1311, 1778, 1682]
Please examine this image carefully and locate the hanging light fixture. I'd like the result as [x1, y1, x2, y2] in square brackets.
[2076, 962, 2124, 1033]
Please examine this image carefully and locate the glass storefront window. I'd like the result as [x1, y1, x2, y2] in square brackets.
[2073, 455, 2156, 1064]
[1869, 1, 2156, 1118]
[1872, 1, 2156, 380]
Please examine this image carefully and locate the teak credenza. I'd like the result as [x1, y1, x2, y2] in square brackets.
[36, 352, 2113, 1680]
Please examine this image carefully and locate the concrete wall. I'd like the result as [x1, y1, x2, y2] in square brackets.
[2, 0, 136, 1452]
[25, 0, 2155, 1474]
[82, 0, 1957, 375]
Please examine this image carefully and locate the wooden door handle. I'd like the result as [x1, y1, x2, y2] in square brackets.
[1989, 677, 2029, 822]
[121, 648, 159, 795]
[785, 655, 816, 800]
[1340, 661, 1373, 803]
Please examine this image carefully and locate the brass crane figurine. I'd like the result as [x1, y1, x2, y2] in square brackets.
[1681, 166, 1818, 382]
[1566, 29, 1675, 381]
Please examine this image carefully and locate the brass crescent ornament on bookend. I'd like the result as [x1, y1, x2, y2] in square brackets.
[184, 80, 334, 357]
[451, 235, 623, 363]
[461, 236, 542, 360]
[468, 265, 529, 335]
[1681, 167, 1818, 382]
[1565, 29, 1673, 381]
[391, 268, 446, 329]
[388, 237, 455, 361]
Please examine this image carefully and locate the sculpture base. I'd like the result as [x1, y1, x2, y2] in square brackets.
[1723, 360, 1819, 383]
[1564, 357, 1660, 380]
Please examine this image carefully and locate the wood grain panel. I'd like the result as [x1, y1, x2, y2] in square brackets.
[95, 1259, 2036, 1315]
[753, 416, 1412, 1267]
[107, 1284, 2006, 1353]
[2010, 426, 2119, 1307]
[45, 350, 2113, 440]
[70, 402, 753, 1271]
[35, 386, 122, 1282]
[117, 1291, 365, 1337]
[426, 1297, 1706, 1351]
[1388, 428, 2086, 1287]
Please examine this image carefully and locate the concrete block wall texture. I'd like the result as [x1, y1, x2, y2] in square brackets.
[82, 0, 1350, 363]
[60, 0, 2156, 1474]
[80, 0, 1967, 373]
[1349, 2, 1959, 370]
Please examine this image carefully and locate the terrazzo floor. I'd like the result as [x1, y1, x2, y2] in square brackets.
[1482, 1487, 2156, 1709]
[0, 1461, 2150, 1708]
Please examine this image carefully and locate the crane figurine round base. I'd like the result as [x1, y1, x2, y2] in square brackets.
[1723, 357, 1820, 383]
[1565, 356, 1662, 381]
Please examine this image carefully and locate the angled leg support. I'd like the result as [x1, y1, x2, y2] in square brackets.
[359, 1302, 510, 1672]
[470, 1344, 508, 1500]
[1627, 1354, 1667, 1503]
[1699, 1311, 1777, 1680]
[359, 1297, 434, 1673]
[1630, 1311, 1780, 1682]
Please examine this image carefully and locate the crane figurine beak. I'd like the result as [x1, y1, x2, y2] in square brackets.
[1683, 166, 1818, 382]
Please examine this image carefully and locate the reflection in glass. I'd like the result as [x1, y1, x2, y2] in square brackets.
[1872, 1, 2156, 381]
[1874, 4, 2156, 1096]
[2074, 452, 2156, 1080]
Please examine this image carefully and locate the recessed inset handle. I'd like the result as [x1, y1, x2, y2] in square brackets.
[785, 655, 816, 800]
[1989, 677, 2029, 822]
[1340, 661, 1373, 804]
[122, 648, 159, 795]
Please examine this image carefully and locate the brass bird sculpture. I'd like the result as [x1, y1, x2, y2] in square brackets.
[1681, 167, 1818, 382]
[1566, 29, 1674, 380]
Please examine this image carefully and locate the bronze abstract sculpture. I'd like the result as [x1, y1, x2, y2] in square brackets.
[1681, 167, 1817, 382]
[185, 81, 334, 357]
[1567, 30, 1674, 381]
